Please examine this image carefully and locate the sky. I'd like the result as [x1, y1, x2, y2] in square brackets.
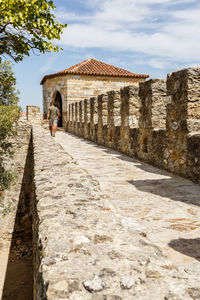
[13, 0, 200, 111]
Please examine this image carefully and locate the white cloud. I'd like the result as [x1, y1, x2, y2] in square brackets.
[39, 56, 58, 73]
[147, 58, 174, 70]
[55, 0, 200, 68]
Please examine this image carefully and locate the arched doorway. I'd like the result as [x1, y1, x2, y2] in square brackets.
[54, 91, 62, 127]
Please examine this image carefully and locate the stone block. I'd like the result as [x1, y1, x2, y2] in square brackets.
[67, 104, 72, 132]
[120, 85, 139, 155]
[107, 90, 121, 148]
[84, 99, 90, 139]
[71, 103, 75, 133]
[137, 79, 166, 163]
[139, 79, 166, 130]
[27, 106, 41, 124]
[75, 102, 79, 135]
[79, 101, 84, 137]
[90, 97, 98, 142]
[97, 93, 108, 145]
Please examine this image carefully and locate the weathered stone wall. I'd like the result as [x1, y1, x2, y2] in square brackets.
[66, 75, 142, 105]
[66, 67, 200, 184]
[27, 106, 41, 123]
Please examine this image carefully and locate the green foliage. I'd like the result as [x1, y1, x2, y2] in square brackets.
[0, 104, 20, 192]
[0, 0, 67, 62]
[0, 60, 19, 104]
[0, 61, 20, 192]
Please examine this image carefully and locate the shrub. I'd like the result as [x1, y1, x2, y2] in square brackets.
[0, 61, 20, 192]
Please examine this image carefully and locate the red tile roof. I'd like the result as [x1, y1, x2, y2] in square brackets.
[40, 58, 149, 84]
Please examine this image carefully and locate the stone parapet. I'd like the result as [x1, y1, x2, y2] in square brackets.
[65, 67, 200, 184]
[165, 68, 200, 177]
[27, 106, 41, 124]
[42, 73, 143, 123]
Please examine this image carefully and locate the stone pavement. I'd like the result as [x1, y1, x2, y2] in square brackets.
[51, 130, 200, 299]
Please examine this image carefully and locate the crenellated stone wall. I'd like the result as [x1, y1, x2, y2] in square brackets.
[42, 74, 145, 126]
[66, 67, 200, 184]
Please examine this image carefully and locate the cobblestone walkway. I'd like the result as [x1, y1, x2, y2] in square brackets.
[53, 131, 200, 299]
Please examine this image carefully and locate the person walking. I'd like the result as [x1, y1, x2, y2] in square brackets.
[47, 101, 59, 137]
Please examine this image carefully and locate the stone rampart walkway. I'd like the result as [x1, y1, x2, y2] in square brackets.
[52, 131, 200, 299]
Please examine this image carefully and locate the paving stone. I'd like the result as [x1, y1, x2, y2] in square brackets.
[83, 276, 106, 293]
[120, 275, 135, 289]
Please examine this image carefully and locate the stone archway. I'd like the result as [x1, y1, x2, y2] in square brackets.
[54, 91, 62, 127]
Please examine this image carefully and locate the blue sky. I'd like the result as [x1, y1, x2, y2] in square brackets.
[13, 0, 200, 111]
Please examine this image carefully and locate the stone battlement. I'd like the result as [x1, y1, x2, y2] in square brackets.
[66, 67, 200, 184]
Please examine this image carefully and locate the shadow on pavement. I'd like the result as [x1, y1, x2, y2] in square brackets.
[168, 238, 200, 261]
[127, 178, 200, 207]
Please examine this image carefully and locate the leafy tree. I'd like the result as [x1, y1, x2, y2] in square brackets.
[0, 0, 67, 62]
[0, 60, 19, 104]
[0, 61, 20, 193]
